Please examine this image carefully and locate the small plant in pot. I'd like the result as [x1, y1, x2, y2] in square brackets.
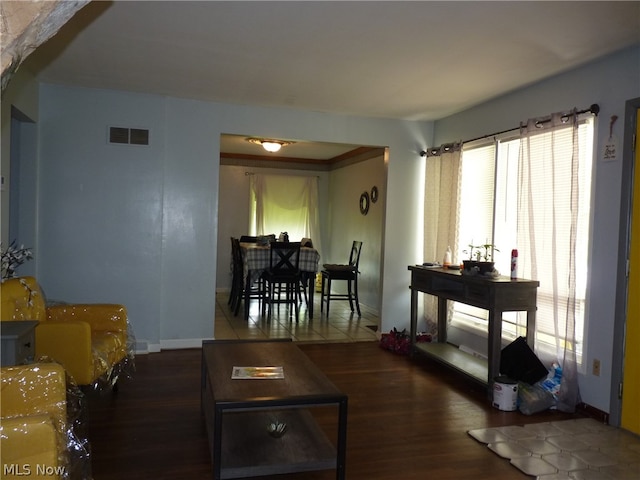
[462, 243, 499, 275]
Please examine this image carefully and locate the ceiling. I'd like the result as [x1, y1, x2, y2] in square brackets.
[219, 134, 372, 162]
[20, 1, 640, 158]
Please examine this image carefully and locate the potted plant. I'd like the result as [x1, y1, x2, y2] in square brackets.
[462, 242, 499, 275]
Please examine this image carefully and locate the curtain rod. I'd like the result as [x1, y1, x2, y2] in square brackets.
[420, 103, 600, 157]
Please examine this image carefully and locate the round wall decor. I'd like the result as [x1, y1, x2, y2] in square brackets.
[371, 185, 379, 203]
[359, 191, 370, 215]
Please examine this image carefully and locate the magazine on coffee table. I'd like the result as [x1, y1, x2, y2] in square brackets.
[232, 366, 285, 379]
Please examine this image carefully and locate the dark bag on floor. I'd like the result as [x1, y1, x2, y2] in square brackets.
[500, 336, 548, 385]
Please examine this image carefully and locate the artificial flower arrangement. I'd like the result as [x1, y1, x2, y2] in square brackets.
[380, 327, 432, 355]
[1, 240, 33, 280]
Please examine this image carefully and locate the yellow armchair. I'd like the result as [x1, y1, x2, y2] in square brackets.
[1, 277, 132, 387]
[0, 363, 68, 479]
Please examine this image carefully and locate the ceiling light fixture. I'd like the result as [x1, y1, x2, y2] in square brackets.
[246, 137, 293, 153]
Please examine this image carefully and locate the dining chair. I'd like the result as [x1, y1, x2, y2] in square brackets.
[239, 235, 258, 243]
[295, 238, 314, 307]
[228, 237, 242, 310]
[321, 240, 363, 317]
[230, 237, 263, 317]
[261, 242, 302, 321]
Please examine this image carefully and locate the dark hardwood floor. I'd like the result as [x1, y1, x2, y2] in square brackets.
[86, 342, 581, 479]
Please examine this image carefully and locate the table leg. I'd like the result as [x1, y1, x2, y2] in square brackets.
[437, 297, 448, 344]
[487, 308, 502, 392]
[308, 273, 315, 319]
[244, 271, 252, 321]
[336, 397, 348, 480]
[410, 287, 418, 351]
[525, 308, 536, 348]
[213, 405, 223, 480]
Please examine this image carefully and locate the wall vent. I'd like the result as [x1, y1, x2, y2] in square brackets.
[109, 126, 150, 146]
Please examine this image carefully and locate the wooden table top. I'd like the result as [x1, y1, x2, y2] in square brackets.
[202, 340, 344, 404]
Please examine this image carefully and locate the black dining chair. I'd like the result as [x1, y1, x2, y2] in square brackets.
[261, 242, 302, 321]
[295, 238, 314, 307]
[239, 235, 258, 243]
[230, 237, 263, 317]
[321, 241, 363, 317]
[229, 237, 243, 310]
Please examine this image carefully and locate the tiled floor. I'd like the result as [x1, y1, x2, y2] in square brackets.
[469, 418, 640, 479]
[214, 290, 380, 343]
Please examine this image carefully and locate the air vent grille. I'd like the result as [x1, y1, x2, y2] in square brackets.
[109, 127, 129, 144]
[129, 128, 149, 145]
[109, 126, 150, 146]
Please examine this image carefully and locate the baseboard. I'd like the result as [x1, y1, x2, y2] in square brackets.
[577, 402, 610, 424]
[134, 340, 161, 354]
[160, 338, 213, 350]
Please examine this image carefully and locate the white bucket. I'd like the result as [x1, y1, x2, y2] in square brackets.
[493, 376, 518, 411]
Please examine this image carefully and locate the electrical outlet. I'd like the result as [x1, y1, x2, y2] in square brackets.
[592, 359, 601, 376]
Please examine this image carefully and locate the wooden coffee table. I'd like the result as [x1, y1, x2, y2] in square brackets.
[200, 339, 348, 479]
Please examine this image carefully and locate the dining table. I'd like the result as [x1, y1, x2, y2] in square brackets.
[240, 243, 321, 320]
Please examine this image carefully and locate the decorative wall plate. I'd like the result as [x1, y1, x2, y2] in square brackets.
[371, 185, 379, 203]
[359, 191, 370, 215]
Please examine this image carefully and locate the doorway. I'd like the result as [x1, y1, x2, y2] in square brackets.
[216, 134, 387, 319]
[7, 107, 37, 276]
[620, 107, 640, 433]
[612, 99, 640, 433]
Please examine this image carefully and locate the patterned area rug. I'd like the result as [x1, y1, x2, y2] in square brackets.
[468, 418, 640, 479]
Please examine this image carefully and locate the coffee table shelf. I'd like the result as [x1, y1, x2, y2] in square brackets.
[209, 409, 336, 479]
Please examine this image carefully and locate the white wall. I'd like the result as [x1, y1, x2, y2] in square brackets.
[30, 84, 430, 352]
[431, 45, 640, 414]
[37, 87, 168, 349]
[326, 155, 386, 310]
[1, 69, 40, 250]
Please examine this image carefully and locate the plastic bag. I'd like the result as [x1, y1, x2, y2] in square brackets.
[518, 381, 555, 415]
[540, 363, 562, 399]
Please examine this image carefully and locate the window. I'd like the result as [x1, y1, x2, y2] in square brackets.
[248, 174, 320, 244]
[452, 117, 594, 362]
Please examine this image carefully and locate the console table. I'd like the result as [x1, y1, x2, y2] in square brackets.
[408, 266, 539, 389]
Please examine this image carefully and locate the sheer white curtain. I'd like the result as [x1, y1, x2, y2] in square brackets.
[249, 173, 322, 253]
[423, 144, 462, 329]
[517, 111, 583, 412]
